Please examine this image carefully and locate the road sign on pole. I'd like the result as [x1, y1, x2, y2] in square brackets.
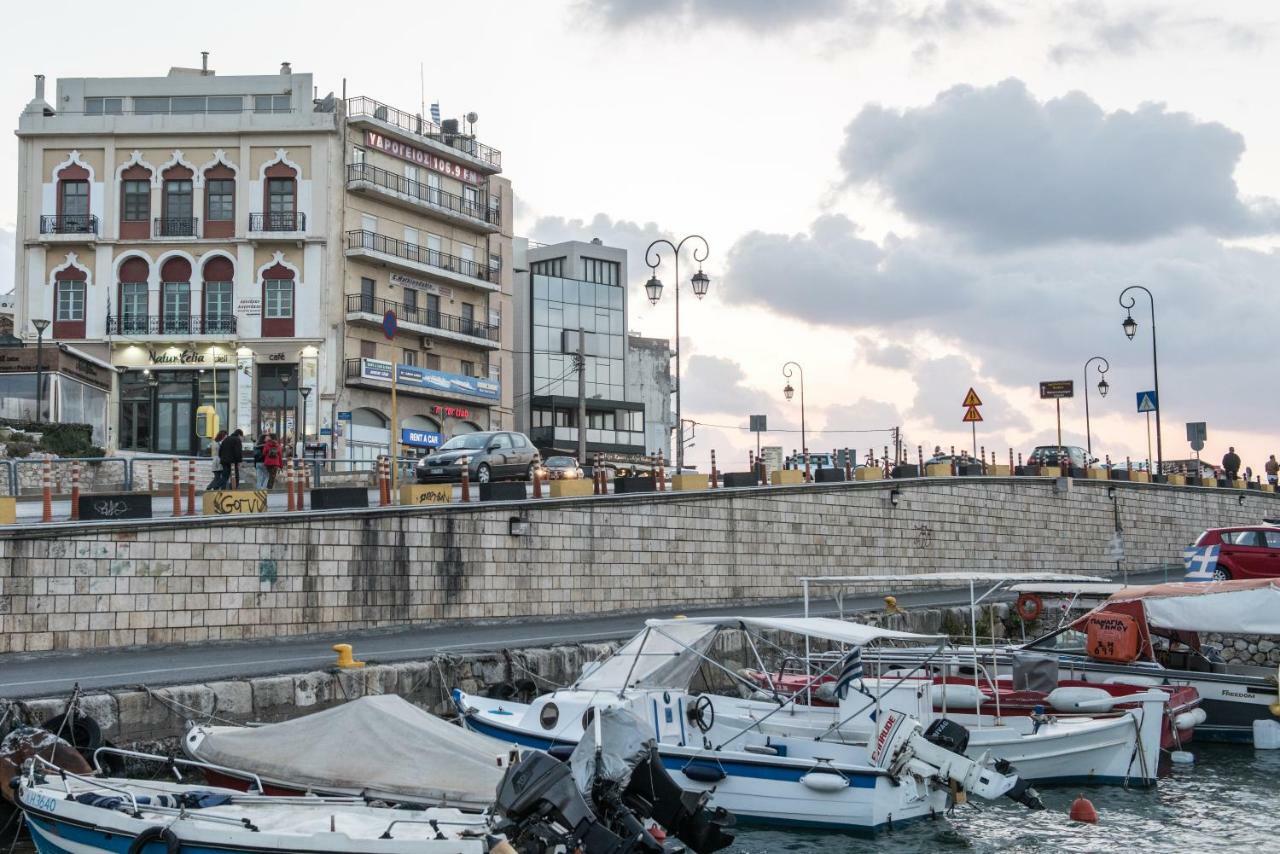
[382, 310, 398, 340]
[1039, 380, 1074, 399]
[962, 408, 983, 423]
[962, 388, 983, 455]
[1186, 421, 1207, 452]
[962, 388, 983, 407]
[1136, 390, 1158, 413]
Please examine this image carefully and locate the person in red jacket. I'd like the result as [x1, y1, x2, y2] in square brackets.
[263, 433, 283, 488]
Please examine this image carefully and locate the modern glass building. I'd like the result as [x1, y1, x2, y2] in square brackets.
[516, 240, 646, 459]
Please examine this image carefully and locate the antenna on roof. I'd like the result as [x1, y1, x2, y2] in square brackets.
[201, 51, 209, 74]
[466, 111, 478, 135]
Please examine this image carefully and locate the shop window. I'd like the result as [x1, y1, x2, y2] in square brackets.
[118, 371, 153, 451]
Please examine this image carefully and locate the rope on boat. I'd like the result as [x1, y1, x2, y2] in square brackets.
[136, 685, 241, 728]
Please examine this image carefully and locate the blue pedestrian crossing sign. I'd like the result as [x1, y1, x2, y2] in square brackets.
[1136, 390, 1158, 413]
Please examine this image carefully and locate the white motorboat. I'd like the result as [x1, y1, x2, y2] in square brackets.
[456, 616, 1044, 834]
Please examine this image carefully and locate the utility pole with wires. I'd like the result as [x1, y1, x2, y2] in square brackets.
[576, 327, 587, 465]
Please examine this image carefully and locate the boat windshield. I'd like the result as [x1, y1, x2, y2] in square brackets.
[1025, 625, 1088, 655]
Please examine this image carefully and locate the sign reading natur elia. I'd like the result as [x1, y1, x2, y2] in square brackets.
[363, 131, 480, 185]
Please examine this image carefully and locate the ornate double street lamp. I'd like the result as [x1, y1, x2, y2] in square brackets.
[1082, 355, 1110, 462]
[782, 361, 808, 481]
[645, 235, 710, 473]
[1118, 285, 1163, 475]
[31, 318, 49, 423]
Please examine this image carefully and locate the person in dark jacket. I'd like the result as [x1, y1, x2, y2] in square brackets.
[1222, 447, 1242, 481]
[207, 430, 228, 490]
[219, 429, 245, 489]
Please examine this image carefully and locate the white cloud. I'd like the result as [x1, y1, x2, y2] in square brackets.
[841, 78, 1280, 248]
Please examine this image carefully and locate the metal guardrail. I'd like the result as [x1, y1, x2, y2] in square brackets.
[40, 214, 99, 235]
[154, 216, 198, 237]
[344, 229, 498, 284]
[345, 293, 498, 342]
[249, 211, 306, 232]
[346, 163, 498, 225]
[345, 96, 503, 169]
[105, 314, 237, 335]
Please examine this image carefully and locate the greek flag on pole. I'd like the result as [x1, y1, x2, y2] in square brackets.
[1183, 544, 1220, 581]
[430, 102, 441, 125]
[834, 646, 863, 700]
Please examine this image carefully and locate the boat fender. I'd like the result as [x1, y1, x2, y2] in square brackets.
[743, 744, 778, 755]
[814, 682, 837, 703]
[1169, 751, 1195, 765]
[547, 744, 576, 762]
[931, 684, 991, 709]
[1102, 675, 1161, 688]
[41, 712, 102, 762]
[681, 764, 726, 783]
[800, 771, 848, 792]
[128, 826, 179, 854]
[1068, 795, 1098, 823]
[1015, 593, 1044, 622]
[1173, 708, 1206, 731]
[1047, 687, 1115, 713]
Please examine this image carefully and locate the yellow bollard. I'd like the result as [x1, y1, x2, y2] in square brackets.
[884, 595, 908, 616]
[332, 643, 366, 669]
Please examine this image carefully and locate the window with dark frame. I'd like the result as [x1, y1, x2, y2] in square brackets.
[85, 97, 123, 115]
[60, 181, 89, 219]
[360, 340, 377, 359]
[164, 179, 194, 219]
[206, 179, 234, 221]
[425, 353, 440, 370]
[122, 180, 150, 221]
[460, 360, 475, 377]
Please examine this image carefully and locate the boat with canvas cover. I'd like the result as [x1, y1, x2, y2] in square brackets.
[456, 616, 1045, 834]
[184, 695, 512, 809]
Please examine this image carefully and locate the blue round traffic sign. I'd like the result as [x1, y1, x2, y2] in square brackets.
[382, 310, 397, 340]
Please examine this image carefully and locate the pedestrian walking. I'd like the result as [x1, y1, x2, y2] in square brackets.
[253, 435, 269, 489]
[220, 429, 244, 489]
[1267, 455, 1278, 486]
[1222, 446, 1242, 481]
[264, 433, 283, 488]
[1245, 466, 1254, 483]
[207, 430, 228, 490]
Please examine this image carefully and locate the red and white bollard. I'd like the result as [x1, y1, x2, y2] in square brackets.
[803, 447, 811, 483]
[460, 463, 471, 503]
[171, 459, 182, 517]
[657, 450, 666, 492]
[287, 460, 297, 512]
[187, 459, 196, 516]
[844, 452, 853, 481]
[42, 457, 53, 523]
[70, 460, 81, 521]
[296, 459, 306, 510]
[710, 450, 719, 488]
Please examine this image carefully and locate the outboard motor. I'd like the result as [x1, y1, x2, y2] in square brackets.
[617, 745, 734, 853]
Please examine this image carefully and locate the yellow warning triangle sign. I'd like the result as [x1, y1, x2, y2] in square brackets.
[962, 388, 983, 407]
[963, 406, 983, 423]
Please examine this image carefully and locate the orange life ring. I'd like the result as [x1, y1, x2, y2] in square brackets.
[1015, 592, 1044, 621]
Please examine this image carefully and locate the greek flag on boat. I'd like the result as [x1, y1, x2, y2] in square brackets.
[430, 102, 441, 124]
[1183, 544, 1220, 581]
[834, 646, 863, 700]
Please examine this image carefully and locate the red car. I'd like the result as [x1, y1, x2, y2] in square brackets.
[1193, 525, 1280, 579]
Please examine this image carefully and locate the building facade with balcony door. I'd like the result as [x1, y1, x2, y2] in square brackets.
[13, 64, 339, 456]
[337, 96, 514, 460]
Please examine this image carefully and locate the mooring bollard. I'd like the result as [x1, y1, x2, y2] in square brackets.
[460, 463, 471, 503]
[70, 460, 81, 521]
[171, 459, 182, 517]
[287, 460, 297, 512]
[42, 457, 53, 523]
[295, 459, 306, 510]
[710, 449, 719, 488]
[187, 459, 196, 516]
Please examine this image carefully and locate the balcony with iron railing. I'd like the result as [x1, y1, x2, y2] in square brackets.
[345, 96, 502, 172]
[105, 314, 237, 336]
[345, 163, 500, 232]
[39, 214, 99, 237]
[345, 293, 499, 347]
[344, 229, 499, 290]
[249, 211, 307, 233]
[154, 216, 199, 238]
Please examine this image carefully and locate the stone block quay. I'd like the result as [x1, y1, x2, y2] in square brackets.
[0, 476, 1271, 655]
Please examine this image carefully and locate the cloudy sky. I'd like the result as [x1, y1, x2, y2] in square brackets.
[2, 0, 1277, 472]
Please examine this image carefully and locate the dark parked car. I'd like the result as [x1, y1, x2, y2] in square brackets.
[538, 455, 583, 480]
[1191, 526, 1280, 580]
[415, 431, 540, 484]
[1027, 446, 1089, 469]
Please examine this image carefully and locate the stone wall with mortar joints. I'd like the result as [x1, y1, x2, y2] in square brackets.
[0, 478, 1272, 654]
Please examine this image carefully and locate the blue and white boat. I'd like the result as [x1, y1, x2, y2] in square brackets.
[456, 616, 1044, 833]
[16, 755, 495, 854]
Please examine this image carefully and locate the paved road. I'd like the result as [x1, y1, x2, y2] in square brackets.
[0, 571, 1172, 700]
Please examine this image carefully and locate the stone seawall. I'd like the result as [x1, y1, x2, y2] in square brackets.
[0, 477, 1273, 654]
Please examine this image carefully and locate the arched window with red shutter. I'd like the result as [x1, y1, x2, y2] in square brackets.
[261, 261, 295, 337]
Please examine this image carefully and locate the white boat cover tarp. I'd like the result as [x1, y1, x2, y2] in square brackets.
[574, 621, 719, 691]
[650, 616, 945, 646]
[1104, 579, 1280, 634]
[185, 695, 509, 809]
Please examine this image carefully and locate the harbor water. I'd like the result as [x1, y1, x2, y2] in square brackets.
[6, 744, 1275, 853]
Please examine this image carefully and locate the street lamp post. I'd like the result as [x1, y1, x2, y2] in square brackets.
[644, 235, 710, 473]
[299, 386, 312, 459]
[31, 319, 49, 423]
[1118, 285, 1163, 475]
[782, 361, 808, 481]
[1082, 355, 1110, 463]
